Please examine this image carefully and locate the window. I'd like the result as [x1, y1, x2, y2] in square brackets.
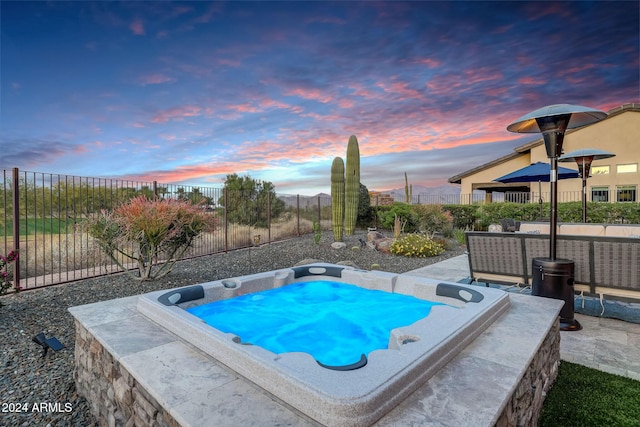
[617, 164, 638, 174]
[591, 165, 610, 175]
[616, 185, 637, 202]
[591, 186, 609, 202]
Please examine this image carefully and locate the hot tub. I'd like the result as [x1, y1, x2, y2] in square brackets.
[137, 263, 510, 426]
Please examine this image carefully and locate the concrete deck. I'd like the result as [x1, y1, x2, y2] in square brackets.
[406, 255, 640, 381]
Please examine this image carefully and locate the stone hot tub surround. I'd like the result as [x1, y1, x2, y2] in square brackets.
[70, 268, 562, 427]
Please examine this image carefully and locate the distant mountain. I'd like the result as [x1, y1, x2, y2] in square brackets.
[278, 186, 465, 207]
[277, 192, 332, 208]
[381, 184, 462, 204]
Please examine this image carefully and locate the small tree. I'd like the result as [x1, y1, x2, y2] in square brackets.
[87, 196, 213, 281]
[218, 174, 284, 228]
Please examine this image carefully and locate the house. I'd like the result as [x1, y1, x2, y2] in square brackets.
[448, 103, 640, 204]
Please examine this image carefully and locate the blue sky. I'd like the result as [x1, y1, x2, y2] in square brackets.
[1, 1, 638, 196]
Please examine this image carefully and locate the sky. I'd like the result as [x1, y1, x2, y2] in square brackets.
[1, 1, 638, 196]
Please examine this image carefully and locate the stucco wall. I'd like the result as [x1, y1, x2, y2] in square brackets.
[458, 108, 640, 201]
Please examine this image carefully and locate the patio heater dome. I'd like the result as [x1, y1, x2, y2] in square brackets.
[559, 148, 616, 222]
[559, 148, 616, 171]
[506, 104, 608, 133]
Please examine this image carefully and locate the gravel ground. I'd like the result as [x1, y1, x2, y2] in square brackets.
[0, 230, 465, 426]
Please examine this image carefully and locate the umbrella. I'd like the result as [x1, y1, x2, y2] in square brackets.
[495, 161, 579, 183]
[494, 162, 579, 217]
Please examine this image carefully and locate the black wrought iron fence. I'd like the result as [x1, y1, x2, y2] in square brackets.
[2, 167, 630, 291]
[0, 168, 332, 291]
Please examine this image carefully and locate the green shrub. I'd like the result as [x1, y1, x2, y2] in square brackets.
[410, 204, 453, 235]
[452, 228, 467, 246]
[390, 233, 445, 258]
[444, 205, 478, 230]
[377, 203, 417, 231]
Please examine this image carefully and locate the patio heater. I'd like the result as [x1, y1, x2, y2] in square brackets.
[507, 104, 607, 331]
[559, 149, 615, 222]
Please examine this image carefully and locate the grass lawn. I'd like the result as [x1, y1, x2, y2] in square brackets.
[540, 361, 640, 426]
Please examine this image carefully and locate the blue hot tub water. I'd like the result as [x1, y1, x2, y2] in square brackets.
[186, 281, 447, 366]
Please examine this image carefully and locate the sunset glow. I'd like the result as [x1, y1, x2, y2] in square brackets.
[1, 1, 638, 195]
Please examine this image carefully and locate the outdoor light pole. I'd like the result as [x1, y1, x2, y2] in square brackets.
[560, 149, 616, 222]
[507, 104, 607, 331]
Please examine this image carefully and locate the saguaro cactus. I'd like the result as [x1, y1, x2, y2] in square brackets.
[405, 172, 413, 204]
[331, 157, 345, 242]
[344, 135, 360, 235]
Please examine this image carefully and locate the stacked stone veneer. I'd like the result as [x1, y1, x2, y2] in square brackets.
[73, 320, 180, 427]
[495, 319, 560, 427]
[74, 318, 560, 427]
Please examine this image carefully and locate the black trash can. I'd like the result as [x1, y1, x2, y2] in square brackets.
[531, 257, 582, 331]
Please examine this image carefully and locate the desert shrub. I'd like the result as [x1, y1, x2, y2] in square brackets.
[444, 204, 478, 230]
[390, 234, 445, 258]
[452, 228, 468, 246]
[410, 204, 453, 235]
[0, 250, 19, 303]
[86, 196, 213, 281]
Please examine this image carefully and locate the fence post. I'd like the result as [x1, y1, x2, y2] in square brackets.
[11, 167, 20, 289]
[267, 192, 272, 243]
[317, 195, 321, 224]
[153, 181, 158, 199]
[223, 187, 228, 252]
[296, 195, 300, 236]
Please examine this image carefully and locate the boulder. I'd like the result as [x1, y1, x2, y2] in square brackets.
[374, 238, 395, 254]
[367, 231, 385, 241]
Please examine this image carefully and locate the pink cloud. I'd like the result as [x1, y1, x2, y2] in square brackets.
[158, 134, 178, 141]
[414, 58, 441, 68]
[130, 19, 145, 36]
[285, 87, 333, 103]
[259, 98, 292, 110]
[228, 103, 260, 113]
[138, 73, 176, 85]
[463, 68, 502, 85]
[151, 105, 202, 123]
[376, 80, 424, 100]
[517, 76, 546, 85]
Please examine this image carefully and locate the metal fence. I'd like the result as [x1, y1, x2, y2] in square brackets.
[2, 167, 634, 291]
[1, 168, 332, 291]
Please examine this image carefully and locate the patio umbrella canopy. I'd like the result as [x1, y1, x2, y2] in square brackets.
[494, 162, 579, 218]
[494, 162, 579, 184]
